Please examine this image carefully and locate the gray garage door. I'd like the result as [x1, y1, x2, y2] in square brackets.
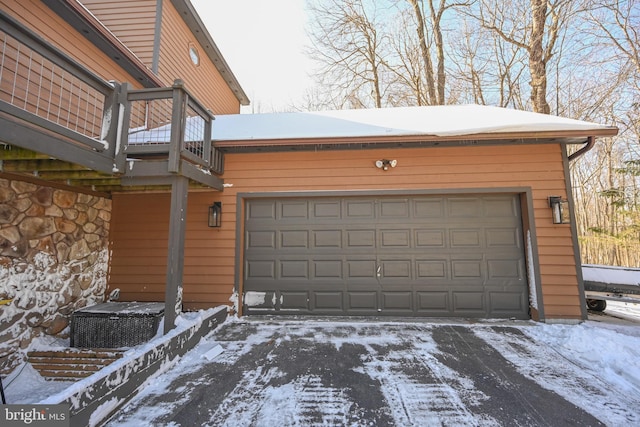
[243, 194, 529, 319]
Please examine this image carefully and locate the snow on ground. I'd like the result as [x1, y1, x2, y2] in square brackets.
[3, 303, 640, 426]
[102, 311, 640, 427]
[606, 300, 640, 322]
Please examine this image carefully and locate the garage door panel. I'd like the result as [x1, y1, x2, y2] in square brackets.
[414, 198, 445, 218]
[347, 292, 378, 310]
[448, 198, 482, 217]
[280, 201, 308, 219]
[312, 200, 341, 218]
[312, 229, 342, 248]
[280, 291, 309, 310]
[313, 292, 343, 311]
[246, 260, 276, 279]
[487, 259, 524, 281]
[486, 227, 521, 247]
[313, 260, 343, 279]
[243, 194, 529, 318]
[247, 200, 277, 220]
[347, 229, 376, 247]
[347, 259, 377, 279]
[451, 260, 483, 279]
[246, 231, 276, 249]
[380, 199, 410, 218]
[453, 292, 485, 311]
[280, 260, 309, 279]
[381, 229, 411, 247]
[484, 197, 518, 217]
[380, 259, 412, 279]
[417, 292, 450, 312]
[346, 200, 375, 218]
[382, 292, 413, 311]
[280, 230, 309, 248]
[417, 260, 448, 279]
[416, 229, 446, 247]
[489, 292, 526, 313]
[450, 229, 481, 247]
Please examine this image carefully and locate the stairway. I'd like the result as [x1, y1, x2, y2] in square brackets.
[27, 349, 125, 381]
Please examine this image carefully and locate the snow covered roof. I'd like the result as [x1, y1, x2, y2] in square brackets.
[212, 105, 617, 145]
[127, 105, 617, 147]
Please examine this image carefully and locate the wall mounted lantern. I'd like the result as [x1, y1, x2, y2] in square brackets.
[208, 202, 222, 228]
[375, 159, 397, 171]
[548, 196, 570, 224]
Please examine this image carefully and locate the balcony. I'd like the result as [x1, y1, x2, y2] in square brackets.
[0, 11, 223, 193]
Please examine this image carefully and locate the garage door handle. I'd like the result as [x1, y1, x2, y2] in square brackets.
[376, 265, 381, 278]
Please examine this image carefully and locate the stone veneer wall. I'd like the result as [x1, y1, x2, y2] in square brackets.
[0, 178, 111, 374]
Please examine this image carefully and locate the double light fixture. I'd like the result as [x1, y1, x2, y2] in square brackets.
[375, 159, 397, 171]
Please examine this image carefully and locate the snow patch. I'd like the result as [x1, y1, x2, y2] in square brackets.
[527, 231, 538, 309]
[244, 291, 267, 307]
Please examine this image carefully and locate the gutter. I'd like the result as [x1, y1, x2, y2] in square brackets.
[567, 136, 596, 162]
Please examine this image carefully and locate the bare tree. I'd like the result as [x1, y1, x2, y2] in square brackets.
[405, 0, 471, 105]
[448, 16, 529, 108]
[307, 0, 391, 108]
[475, 0, 577, 113]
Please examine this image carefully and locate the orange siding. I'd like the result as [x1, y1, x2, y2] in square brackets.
[109, 191, 234, 309]
[108, 143, 583, 319]
[1, 0, 145, 90]
[157, 2, 240, 114]
[80, 0, 158, 66]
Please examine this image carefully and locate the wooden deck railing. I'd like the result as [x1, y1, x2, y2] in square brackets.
[122, 80, 222, 175]
[0, 11, 117, 168]
[0, 10, 223, 184]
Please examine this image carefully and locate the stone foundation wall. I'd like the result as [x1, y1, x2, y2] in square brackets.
[0, 178, 111, 374]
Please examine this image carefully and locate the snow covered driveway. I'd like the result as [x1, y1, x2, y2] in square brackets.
[105, 319, 640, 426]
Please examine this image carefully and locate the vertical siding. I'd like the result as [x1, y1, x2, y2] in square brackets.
[80, 0, 158, 67]
[157, 2, 240, 114]
[1, 0, 145, 89]
[108, 143, 583, 319]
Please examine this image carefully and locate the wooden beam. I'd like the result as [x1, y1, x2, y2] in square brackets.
[33, 170, 113, 180]
[0, 112, 115, 174]
[164, 176, 189, 333]
[1, 159, 92, 173]
[0, 146, 50, 160]
[61, 178, 122, 187]
[107, 185, 173, 192]
[179, 160, 224, 190]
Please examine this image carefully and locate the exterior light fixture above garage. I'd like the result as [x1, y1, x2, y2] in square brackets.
[375, 159, 397, 171]
[548, 196, 570, 224]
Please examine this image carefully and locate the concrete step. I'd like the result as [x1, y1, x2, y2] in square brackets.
[28, 349, 124, 381]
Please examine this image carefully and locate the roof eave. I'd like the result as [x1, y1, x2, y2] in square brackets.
[214, 127, 620, 149]
[42, 0, 164, 88]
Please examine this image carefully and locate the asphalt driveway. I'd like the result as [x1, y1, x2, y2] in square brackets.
[105, 319, 635, 426]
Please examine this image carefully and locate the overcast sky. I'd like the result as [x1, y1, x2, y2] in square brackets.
[191, 0, 315, 113]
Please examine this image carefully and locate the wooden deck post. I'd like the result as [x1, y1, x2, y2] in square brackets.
[164, 175, 189, 333]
